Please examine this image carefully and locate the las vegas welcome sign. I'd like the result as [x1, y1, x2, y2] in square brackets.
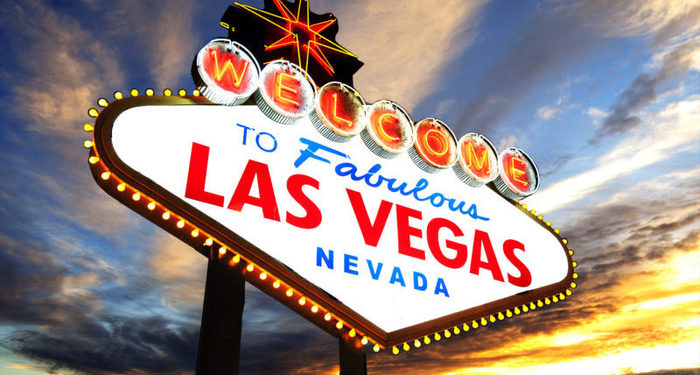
[84, 14, 577, 354]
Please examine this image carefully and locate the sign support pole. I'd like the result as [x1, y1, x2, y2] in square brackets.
[339, 337, 367, 375]
[196, 251, 246, 375]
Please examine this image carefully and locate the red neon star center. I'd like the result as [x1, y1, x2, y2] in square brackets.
[237, 0, 356, 76]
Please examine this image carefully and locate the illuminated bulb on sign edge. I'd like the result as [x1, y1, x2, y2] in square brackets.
[260, 273, 267, 280]
[147, 202, 156, 210]
[373, 344, 380, 352]
[286, 288, 293, 297]
[323, 313, 331, 321]
[176, 220, 185, 228]
[162, 212, 170, 220]
[205, 238, 213, 246]
[117, 183, 126, 192]
[218, 247, 226, 255]
[246, 264, 254, 272]
[100, 172, 110, 180]
[310, 305, 317, 313]
[361, 337, 368, 345]
[114, 91, 123, 100]
[273, 280, 281, 289]
[132, 193, 140, 201]
[336, 321, 343, 329]
[83, 140, 93, 148]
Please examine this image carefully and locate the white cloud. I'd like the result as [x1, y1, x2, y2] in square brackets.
[332, 0, 487, 111]
[526, 95, 700, 213]
[537, 106, 562, 120]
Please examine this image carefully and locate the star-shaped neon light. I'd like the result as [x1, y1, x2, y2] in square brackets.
[235, 0, 357, 76]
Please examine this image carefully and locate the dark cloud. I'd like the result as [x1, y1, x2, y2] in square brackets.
[594, 39, 699, 139]
[454, 3, 597, 136]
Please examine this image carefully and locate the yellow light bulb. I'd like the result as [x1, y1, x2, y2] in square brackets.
[434, 332, 441, 341]
[424, 336, 431, 344]
[514, 307, 521, 314]
[246, 264, 254, 272]
[444, 330, 451, 338]
[546, 221, 551, 226]
[392, 347, 399, 355]
[145, 88, 154, 96]
[130, 89, 139, 96]
[273, 280, 281, 289]
[336, 321, 343, 329]
[373, 344, 380, 352]
[191, 229, 199, 237]
[193, 89, 200, 96]
[114, 91, 123, 100]
[498, 312, 505, 320]
[232, 254, 240, 263]
[566, 289, 572, 296]
[218, 247, 226, 255]
[523, 305, 529, 312]
[83, 123, 94, 132]
[205, 238, 213, 246]
[571, 282, 577, 289]
[562, 239, 568, 244]
[83, 140, 93, 148]
[361, 337, 368, 345]
[553, 295, 559, 303]
[572, 261, 578, 267]
[348, 328, 355, 337]
[132, 192, 140, 201]
[89, 156, 99, 164]
[472, 321, 478, 328]
[147, 202, 156, 210]
[453, 327, 460, 334]
[324, 313, 331, 321]
[403, 343, 410, 351]
[569, 250, 574, 256]
[286, 288, 293, 297]
[176, 220, 185, 228]
[506, 310, 513, 318]
[530, 302, 536, 309]
[164, 89, 172, 96]
[98, 98, 108, 107]
[259, 272, 267, 280]
[100, 171, 110, 180]
[162, 212, 170, 220]
[88, 108, 99, 117]
[489, 315, 496, 323]
[178, 89, 186, 96]
[480, 318, 487, 326]
[414, 339, 420, 348]
[117, 183, 126, 191]
[555, 229, 560, 234]
[310, 305, 318, 313]
[298, 297, 306, 306]
[537, 300, 544, 307]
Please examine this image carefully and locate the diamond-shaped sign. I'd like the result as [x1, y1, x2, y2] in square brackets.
[88, 95, 574, 351]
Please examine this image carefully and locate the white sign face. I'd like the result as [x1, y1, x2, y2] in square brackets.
[109, 104, 570, 333]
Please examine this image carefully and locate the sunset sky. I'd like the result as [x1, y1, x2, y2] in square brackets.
[0, 0, 699, 374]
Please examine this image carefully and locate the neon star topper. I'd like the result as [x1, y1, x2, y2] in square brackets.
[220, 0, 363, 86]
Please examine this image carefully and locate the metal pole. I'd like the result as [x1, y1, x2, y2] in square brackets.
[196, 251, 246, 375]
[339, 336, 367, 375]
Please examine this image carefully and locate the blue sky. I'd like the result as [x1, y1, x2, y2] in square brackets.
[0, 0, 699, 374]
